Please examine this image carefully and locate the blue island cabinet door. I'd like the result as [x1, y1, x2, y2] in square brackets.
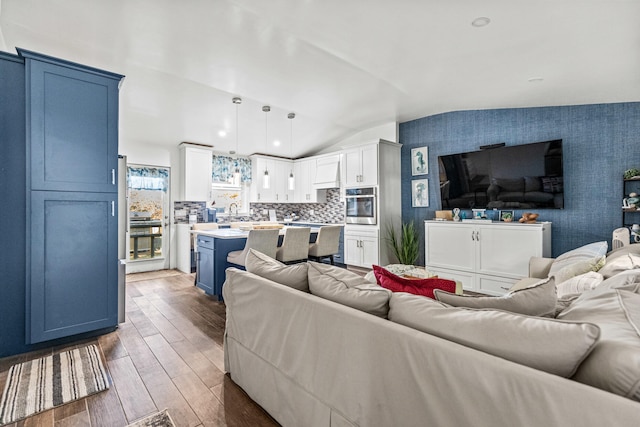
[23, 49, 122, 194]
[28, 191, 118, 343]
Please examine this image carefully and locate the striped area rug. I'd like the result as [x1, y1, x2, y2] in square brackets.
[0, 344, 109, 425]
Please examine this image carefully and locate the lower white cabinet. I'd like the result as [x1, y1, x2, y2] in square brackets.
[424, 221, 552, 295]
[344, 226, 379, 267]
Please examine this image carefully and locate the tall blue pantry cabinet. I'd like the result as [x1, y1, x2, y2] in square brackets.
[0, 49, 124, 357]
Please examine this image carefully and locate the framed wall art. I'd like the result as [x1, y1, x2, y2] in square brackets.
[411, 146, 428, 176]
[412, 179, 429, 207]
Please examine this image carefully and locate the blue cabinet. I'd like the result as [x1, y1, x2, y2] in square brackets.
[28, 191, 118, 342]
[196, 235, 215, 294]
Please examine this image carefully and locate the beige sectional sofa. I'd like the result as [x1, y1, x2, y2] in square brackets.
[222, 248, 640, 427]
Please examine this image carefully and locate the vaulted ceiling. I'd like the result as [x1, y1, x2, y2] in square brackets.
[1, 0, 639, 158]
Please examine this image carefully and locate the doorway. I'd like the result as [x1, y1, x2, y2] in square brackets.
[126, 164, 171, 273]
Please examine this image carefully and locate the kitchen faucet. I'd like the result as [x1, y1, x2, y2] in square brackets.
[229, 202, 238, 217]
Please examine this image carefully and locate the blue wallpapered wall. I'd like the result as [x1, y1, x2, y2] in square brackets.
[399, 102, 640, 261]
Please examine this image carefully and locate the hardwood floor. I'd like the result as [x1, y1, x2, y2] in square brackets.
[0, 270, 279, 427]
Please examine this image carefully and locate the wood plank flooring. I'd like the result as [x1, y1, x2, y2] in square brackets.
[0, 270, 279, 427]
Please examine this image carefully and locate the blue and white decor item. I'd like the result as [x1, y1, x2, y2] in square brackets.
[127, 166, 169, 191]
[411, 146, 428, 176]
[212, 155, 251, 184]
[412, 179, 429, 207]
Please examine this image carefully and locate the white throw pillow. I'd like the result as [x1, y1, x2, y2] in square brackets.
[307, 261, 392, 318]
[548, 241, 608, 279]
[556, 271, 604, 299]
[598, 253, 640, 279]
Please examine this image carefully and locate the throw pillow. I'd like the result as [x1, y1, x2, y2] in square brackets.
[372, 265, 456, 299]
[434, 277, 557, 317]
[388, 292, 600, 378]
[556, 271, 604, 299]
[557, 288, 640, 401]
[307, 261, 391, 318]
[548, 241, 608, 278]
[551, 256, 606, 284]
[245, 248, 309, 292]
[598, 253, 640, 279]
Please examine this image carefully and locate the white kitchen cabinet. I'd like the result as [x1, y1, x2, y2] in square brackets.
[251, 155, 293, 203]
[293, 157, 326, 203]
[180, 143, 212, 201]
[344, 226, 379, 267]
[424, 221, 552, 295]
[343, 144, 378, 187]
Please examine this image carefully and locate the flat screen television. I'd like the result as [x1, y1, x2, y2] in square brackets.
[438, 139, 563, 210]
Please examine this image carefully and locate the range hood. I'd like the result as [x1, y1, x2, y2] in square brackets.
[314, 155, 340, 189]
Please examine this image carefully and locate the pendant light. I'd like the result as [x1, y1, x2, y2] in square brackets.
[231, 97, 242, 186]
[262, 105, 271, 189]
[288, 112, 295, 191]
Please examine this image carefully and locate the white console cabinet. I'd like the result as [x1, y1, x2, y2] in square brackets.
[424, 221, 551, 295]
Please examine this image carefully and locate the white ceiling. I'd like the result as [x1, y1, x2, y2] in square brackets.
[1, 0, 639, 158]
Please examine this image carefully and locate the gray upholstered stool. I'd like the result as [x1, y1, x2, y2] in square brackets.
[227, 228, 279, 267]
[276, 227, 311, 263]
[308, 225, 341, 265]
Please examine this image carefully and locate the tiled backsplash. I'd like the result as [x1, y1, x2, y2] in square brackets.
[174, 189, 345, 224]
[248, 188, 344, 223]
[173, 201, 207, 224]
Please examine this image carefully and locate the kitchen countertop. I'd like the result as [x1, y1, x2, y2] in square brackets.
[279, 221, 345, 226]
[191, 226, 323, 239]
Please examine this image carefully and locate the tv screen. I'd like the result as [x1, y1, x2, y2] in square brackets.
[438, 139, 563, 210]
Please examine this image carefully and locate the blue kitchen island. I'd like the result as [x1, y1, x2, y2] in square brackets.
[192, 225, 337, 300]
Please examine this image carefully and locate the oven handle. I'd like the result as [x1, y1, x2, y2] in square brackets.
[345, 195, 376, 198]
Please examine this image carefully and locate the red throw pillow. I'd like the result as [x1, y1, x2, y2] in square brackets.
[372, 265, 456, 299]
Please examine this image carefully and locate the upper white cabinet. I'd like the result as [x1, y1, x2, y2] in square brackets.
[424, 221, 552, 295]
[294, 157, 326, 203]
[343, 144, 378, 187]
[180, 143, 212, 201]
[251, 155, 293, 203]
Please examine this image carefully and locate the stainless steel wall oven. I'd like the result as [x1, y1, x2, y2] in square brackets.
[345, 187, 376, 225]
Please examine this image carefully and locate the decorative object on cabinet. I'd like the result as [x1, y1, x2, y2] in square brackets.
[411, 179, 429, 207]
[632, 224, 640, 243]
[472, 208, 486, 219]
[519, 212, 539, 223]
[612, 227, 630, 249]
[623, 168, 640, 180]
[500, 210, 514, 222]
[411, 146, 428, 176]
[384, 221, 420, 265]
[262, 105, 271, 189]
[623, 174, 640, 227]
[288, 112, 296, 191]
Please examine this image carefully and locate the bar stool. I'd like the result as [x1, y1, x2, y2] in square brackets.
[276, 227, 311, 264]
[227, 229, 279, 268]
[308, 225, 341, 265]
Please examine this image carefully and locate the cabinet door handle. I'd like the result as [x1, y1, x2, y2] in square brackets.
[476, 231, 480, 241]
[258, 193, 261, 200]
[276, 194, 279, 200]
[111, 169, 116, 185]
[111, 201, 115, 216]
[471, 231, 475, 241]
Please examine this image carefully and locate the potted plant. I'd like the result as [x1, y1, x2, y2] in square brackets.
[385, 220, 420, 265]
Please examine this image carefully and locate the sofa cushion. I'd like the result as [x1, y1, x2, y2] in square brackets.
[372, 265, 457, 299]
[557, 284, 640, 401]
[598, 253, 640, 279]
[245, 248, 310, 292]
[556, 271, 604, 299]
[307, 261, 391, 318]
[434, 277, 557, 317]
[548, 241, 608, 279]
[389, 293, 600, 377]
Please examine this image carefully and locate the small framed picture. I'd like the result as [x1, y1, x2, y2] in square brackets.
[472, 208, 486, 219]
[412, 179, 429, 207]
[411, 146, 428, 176]
[500, 210, 514, 222]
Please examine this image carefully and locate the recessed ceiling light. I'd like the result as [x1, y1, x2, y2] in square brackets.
[471, 17, 491, 27]
[528, 77, 544, 83]
[218, 130, 227, 137]
[273, 140, 281, 147]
